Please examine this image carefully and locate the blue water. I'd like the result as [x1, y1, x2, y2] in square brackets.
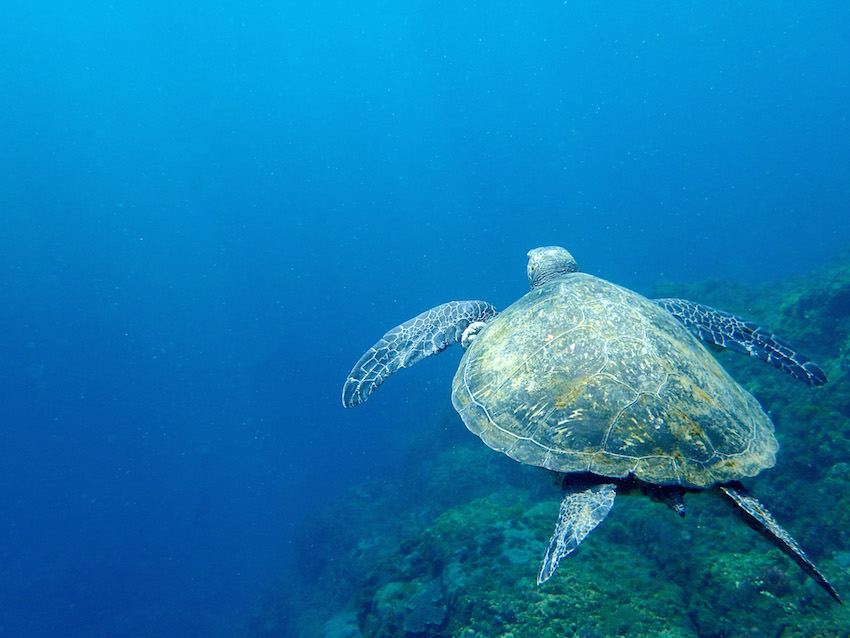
[1, 1, 848, 636]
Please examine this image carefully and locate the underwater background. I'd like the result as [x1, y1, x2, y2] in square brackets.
[1, 1, 848, 637]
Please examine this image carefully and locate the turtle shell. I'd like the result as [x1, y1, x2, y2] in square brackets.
[451, 272, 777, 488]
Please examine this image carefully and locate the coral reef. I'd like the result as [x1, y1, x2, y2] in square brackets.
[401, 580, 446, 633]
[244, 250, 850, 637]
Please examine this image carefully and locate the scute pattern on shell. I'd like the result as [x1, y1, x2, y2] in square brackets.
[451, 273, 777, 488]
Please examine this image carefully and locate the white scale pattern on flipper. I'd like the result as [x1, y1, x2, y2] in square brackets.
[537, 482, 617, 584]
[655, 298, 827, 386]
[342, 300, 498, 407]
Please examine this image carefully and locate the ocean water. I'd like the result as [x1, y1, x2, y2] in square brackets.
[1, 1, 848, 636]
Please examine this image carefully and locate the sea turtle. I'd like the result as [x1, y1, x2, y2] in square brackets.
[342, 246, 839, 601]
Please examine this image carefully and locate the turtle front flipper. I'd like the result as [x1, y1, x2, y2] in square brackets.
[721, 483, 841, 603]
[342, 300, 499, 407]
[655, 298, 827, 386]
[537, 481, 617, 584]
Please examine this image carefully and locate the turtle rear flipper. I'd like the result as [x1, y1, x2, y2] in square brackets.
[655, 298, 827, 386]
[342, 300, 498, 407]
[721, 483, 841, 603]
[537, 481, 617, 584]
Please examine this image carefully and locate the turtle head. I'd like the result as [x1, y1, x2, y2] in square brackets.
[527, 246, 580, 289]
